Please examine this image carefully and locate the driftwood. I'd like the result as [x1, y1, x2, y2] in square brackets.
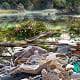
[0, 32, 53, 47]
[0, 42, 17, 47]
[10, 60, 51, 75]
[26, 32, 53, 42]
[0, 42, 28, 47]
[12, 46, 47, 66]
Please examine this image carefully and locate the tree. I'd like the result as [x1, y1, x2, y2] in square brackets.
[53, 0, 66, 9]
[66, 0, 80, 13]
[2, 2, 11, 9]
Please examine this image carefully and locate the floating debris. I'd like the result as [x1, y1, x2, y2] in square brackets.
[0, 44, 80, 80]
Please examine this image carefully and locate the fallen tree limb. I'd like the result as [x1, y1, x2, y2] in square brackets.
[26, 31, 53, 42]
[0, 32, 53, 47]
[0, 42, 17, 47]
[0, 42, 26, 47]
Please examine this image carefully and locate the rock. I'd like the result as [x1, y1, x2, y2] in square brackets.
[56, 44, 71, 54]
[0, 72, 33, 80]
[0, 64, 4, 68]
[0, 75, 14, 80]
[33, 75, 42, 80]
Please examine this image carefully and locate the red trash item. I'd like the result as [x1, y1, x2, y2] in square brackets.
[72, 50, 80, 54]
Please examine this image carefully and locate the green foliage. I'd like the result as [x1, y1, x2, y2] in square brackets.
[67, 19, 80, 37]
[0, 20, 47, 42]
[66, 0, 80, 13]
[53, 0, 66, 8]
[0, 0, 80, 12]
[0, 22, 16, 42]
[2, 2, 11, 9]
[14, 20, 47, 40]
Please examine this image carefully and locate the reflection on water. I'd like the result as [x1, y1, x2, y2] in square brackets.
[0, 9, 66, 22]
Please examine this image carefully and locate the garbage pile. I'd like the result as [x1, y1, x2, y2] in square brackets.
[0, 44, 80, 80]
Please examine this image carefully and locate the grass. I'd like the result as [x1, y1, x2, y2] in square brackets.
[0, 10, 18, 14]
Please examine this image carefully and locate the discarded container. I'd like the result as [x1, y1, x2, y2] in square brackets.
[72, 61, 80, 73]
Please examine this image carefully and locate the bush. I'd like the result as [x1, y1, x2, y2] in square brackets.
[67, 19, 80, 37]
[0, 20, 47, 42]
[14, 20, 47, 40]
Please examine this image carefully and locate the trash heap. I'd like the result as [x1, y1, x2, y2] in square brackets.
[0, 44, 80, 80]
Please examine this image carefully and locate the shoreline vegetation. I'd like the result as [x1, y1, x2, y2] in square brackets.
[0, 13, 80, 43]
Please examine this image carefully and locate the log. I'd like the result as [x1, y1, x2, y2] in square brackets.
[0, 42, 17, 47]
[0, 32, 53, 47]
[0, 41, 28, 47]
